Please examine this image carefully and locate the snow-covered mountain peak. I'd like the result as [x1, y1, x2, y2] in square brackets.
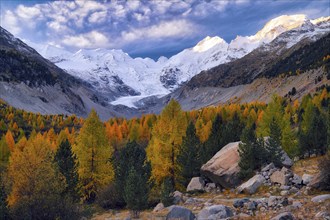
[253, 14, 307, 42]
[193, 36, 227, 52]
[311, 16, 330, 25]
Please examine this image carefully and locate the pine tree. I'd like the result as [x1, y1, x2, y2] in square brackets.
[124, 167, 149, 218]
[238, 124, 265, 179]
[201, 114, 223, 163]
[177, 122, 201, 187]
[74, 109, 114, 203]
[113, 141, 151, 207]
[265, 117, 283, 167]
[55, 139, 80, 202]
[161, 177, 174, 207]
[0, 174, 9, 220]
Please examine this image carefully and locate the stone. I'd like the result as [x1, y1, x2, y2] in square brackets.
[291, 201, 302, 209]
[205, 183, 216, 192]
[280, 185, 291, 190]
[187, 177, 205, 192]
[233, 198, 250, 208]
[291, 174, 303, 185]
[166, 206, 195, 220]
[271, 171, 289, 185]
[311, 194, 330, 203]
[270, 212, 295, 220]
[262, 163, 275, 172]
[184, 198, 197, 205]
[197, 205, 233, 220]
[237, 174, 265, 194]
[302, 174, 313, 185]
[246, 201, 257, 210]
[200, 141, 241, 188]
[315, 211, 330, 219]
[280, 190, 289, 196]
[173, 191, 183, 204]
[289, 187, 298, 194]
[281, 152, 294, 168]
[153, 203, 165, 212]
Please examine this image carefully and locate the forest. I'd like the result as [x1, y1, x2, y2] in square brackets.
[0, 87, 330, 219]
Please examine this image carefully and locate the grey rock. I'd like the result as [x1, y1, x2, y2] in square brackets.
[270, 212, 295, 220]
[184, 198, 197, 205]
[280, 185, 291, 190]
[246, 201, 257, 210]
[197, 205, 233, 220]
[262, 163, 275, 172]
[289, 187, 299, 194]
[280, 190, 289, 196]
[302, 174, 313, 185]
[187, 177, 205, 192]
[271, 171, 289, 185]
[281, 152, 294, 168]
[315, 211, 330, 219]
[233, 198, 250, 208]
[268, 196, 280, 207]
[173, 191, 183, 204]
[237, 174, 265, 194]
[153, 203, 165, 212]
[311, 194, 330, 203]
[291, 201, 302, 209]
[205, 183, 216, 192]
[291, 174, 303, 185]
[200, 142, 241, 188]
[166, 206, 195, 220]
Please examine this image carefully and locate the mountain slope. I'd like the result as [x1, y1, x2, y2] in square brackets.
[30, 15, 323, 108]
[0, 27, 138, 120]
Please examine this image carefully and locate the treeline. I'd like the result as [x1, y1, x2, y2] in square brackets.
[0, 88, 329, 219]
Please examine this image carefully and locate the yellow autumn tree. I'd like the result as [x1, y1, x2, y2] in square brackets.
[5, 130, 15, 152]
[73, 109, 114, 202]
[146, 99, 187, 189]
[7, 134, 71, 219]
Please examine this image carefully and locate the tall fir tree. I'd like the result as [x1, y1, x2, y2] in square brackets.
[265, 117, 283, 167]
[55, 139, 80, 202]
[176, 122, 201, 187]
[201, 114, 223, 164]
[238, 124, 266, 179]
[74, 109, 114, 203]
[0, 174, 9, 220]
[124, 167, 149, 218]
[113, 141, 151, 207]
[160, 177, 174, 207]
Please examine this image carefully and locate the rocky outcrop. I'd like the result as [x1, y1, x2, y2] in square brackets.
[237, 174, 265, 194]
[197, 205, 233, 220]
[309, 173, 329, 190]
[200, 142, 241, 188]
[166, 206, 195, 220]
[187, 177, 205, 192]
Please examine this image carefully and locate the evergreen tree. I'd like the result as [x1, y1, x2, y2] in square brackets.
[238, 124, 266, 179]
[55, 139, 80, 202]
[113, 141, 151, 207]
[176, 122, 201, 187]
[124, 167, 149, 218]
[201, 114, 223, 163]
[160, 177, 174, 207]
[265, 117, 283, 167]
[0, 174, 9, 220]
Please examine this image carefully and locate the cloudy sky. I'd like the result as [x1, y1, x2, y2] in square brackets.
[0, 0, 329, 59]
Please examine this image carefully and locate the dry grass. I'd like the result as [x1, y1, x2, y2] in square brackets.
[291, 156, 324, 176]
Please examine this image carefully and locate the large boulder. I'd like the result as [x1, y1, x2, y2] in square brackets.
[153, 203, 164, 212]
[197, 205, 233, 220]
[302, 174, 313, 185]
[270, 170, 289, 185]
[237, 174, 265, 194]
[187, 177, 205, 192]
[309, 173, 329, 190]
[200, 142, 241, 188]
[166, 206, 195, 220]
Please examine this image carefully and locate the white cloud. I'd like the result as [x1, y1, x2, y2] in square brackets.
[2, 10, 21, 35]
[16, 4, 41, 20]
[89, 11, 108, 24]
[121, 20, 196, 42]
[62, 31, 109, 48]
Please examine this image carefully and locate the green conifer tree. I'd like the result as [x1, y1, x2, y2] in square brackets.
[55, 139, 80, 202]
[265, 117, 283, 167]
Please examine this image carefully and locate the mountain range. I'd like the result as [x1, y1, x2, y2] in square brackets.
[0, 14, 329, 119]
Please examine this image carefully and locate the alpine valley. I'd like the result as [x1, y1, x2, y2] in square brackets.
[0, 14, 329, 119]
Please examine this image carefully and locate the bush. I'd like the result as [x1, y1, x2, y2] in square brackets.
[96, 184, 125, 209]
